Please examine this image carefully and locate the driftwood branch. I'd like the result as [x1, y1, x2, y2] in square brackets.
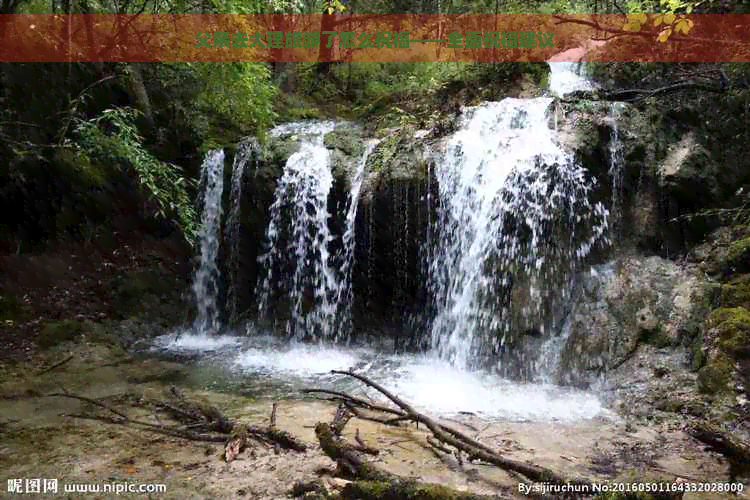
[687, 420, 750, 479]
[316, 421, 392, 481]
[45, 390, 307, 457]
[36, 355, 74, 375]
[313, 421, 506, 500]
[328, 369, 592, 488]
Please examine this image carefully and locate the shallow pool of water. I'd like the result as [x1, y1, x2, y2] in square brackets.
[145, 326, 611, 423]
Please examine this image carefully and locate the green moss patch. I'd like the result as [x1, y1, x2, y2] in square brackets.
[706, 307, 750, 355]
[720, 274, 750, 308]
[639, 327, 673, 348]
[697, 353, 734, 395]
[722, 236, 750, 276]
[51, 147, 108, 188]
[324, 129, 364, 158]
[36, 320, 83, 350]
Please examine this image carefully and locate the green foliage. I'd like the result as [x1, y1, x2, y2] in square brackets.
[295, 61, 546, 118]
[189, 63, 277, 131]
[74, 107, 198, 245]
[322, 0, 348, 13]
[623, 0, 703, 13]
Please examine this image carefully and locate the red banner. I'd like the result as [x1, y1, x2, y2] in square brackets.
[0, 14, 748, 62]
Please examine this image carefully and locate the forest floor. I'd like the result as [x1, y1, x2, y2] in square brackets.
[0, 236, 190, 363]
[0, 338, 743, 500]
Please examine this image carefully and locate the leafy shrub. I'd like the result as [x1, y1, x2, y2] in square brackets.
[74, 107, 198, 245]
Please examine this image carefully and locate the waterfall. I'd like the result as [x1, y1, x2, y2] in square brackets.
[608, 103, 626, 238]
[548, 62, 594, 96]
[428, 97, 610, 371]
[192, 149, 225, 335]
[225, 140, 257, 326]
[336, 140, 378, 337]
[256, 124, 377, 342]
[255, 122, 338, 341]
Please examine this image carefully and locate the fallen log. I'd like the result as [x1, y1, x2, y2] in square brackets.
[315, 422, 392, 482]
[46, 390, 307, 455]
[329, 369, 592, 489]
[687, 420, 750, 461]
[687, 420, 750, 479]
[311, 421, 509, 500]
[338, 479, 504, 500]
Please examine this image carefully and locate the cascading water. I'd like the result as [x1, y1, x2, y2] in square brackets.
[256, 122, 337, 341]
[548, 62, 594, 96]
[225, 140, 258, 326]
[191, 149, 225, 335]
[336, 140, 379, 337]
[152, 67, 615, 423]
[256, 125, 378, 342]
[428, 95, 609, 372]
[608, 103, 626, 238]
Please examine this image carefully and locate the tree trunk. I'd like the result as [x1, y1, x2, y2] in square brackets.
[316, 10, 335, 76]
[116, 63, 154, 129]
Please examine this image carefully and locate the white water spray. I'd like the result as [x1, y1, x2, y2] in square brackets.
[548, 62, 594, 96]
[192, 149, 225, 335]
[428, 95, 609, 371]
[225, 140, 257, 325]
[608, 103, 626, 237]
[257, 125, 378, 342]
[256, 122, 339, 341]
[336, 140, 379, 336]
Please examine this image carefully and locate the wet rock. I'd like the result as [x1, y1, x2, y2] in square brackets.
[557, 256, 712, 388]
[264, 134, 302, 167]
[688, 224, 750, 278]
[324, 127, 364, 158]
[697, 352, 734, 395]
[658, 131, 720, 205]
[364, 127, 428, 184]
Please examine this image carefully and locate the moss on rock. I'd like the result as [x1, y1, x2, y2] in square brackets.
[367, 129, 426, 181]
[340, 479, 496, 500]
[324, 128, 364, 158]
[697, 352, 734, 395]
[36, 319, 83, 349]
[264, 134, 302, 167]
[695, 225, 750, 277]
[706, 307, 750, 355]
[51, 147, 108, 188]
[720, 273, 750, 308]
[724, 237, 750, 276]
[690, 337, 706, 371]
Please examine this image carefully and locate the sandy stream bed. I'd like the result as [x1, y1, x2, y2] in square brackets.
[0, 340, 743, 500]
